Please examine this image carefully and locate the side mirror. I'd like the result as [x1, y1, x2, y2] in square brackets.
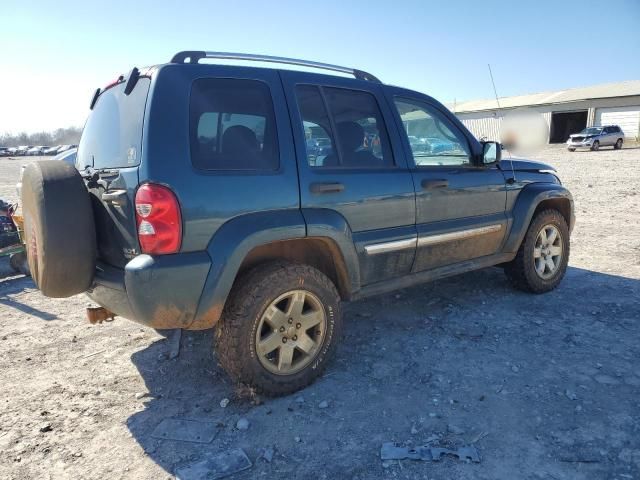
[481, 141, 501, 164]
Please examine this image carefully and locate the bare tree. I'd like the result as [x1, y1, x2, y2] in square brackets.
[0, 127, 82, 147]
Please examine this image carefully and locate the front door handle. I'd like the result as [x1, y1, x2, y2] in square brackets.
[310, 182, 345, 194]
[421, 179, 449, 190]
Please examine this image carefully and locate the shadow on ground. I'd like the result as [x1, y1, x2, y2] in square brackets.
[125, 265, 640, 477]
[0, 267, 57, 321]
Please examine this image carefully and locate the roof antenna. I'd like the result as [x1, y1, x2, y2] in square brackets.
[488, 63, 516, 182]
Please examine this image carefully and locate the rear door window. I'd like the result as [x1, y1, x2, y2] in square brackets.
[78, 78, 151, 169]
[295, 85, 393, 168]
[190, 79, 279, 170]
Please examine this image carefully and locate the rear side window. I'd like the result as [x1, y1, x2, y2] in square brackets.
[295, 85, 393, 168]
[190, 79, 279, 170]
[78, 78, 150, 169]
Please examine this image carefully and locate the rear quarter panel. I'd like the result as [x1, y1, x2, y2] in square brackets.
[141, 64, 300, 253]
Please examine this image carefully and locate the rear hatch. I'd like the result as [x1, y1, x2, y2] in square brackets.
[77, 75, 151, 268]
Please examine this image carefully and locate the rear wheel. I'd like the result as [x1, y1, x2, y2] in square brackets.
[590, 140, 600, 151]
[614, 138, 623, 150]
[505, 209, 570, 293]
[216, 262, 342, 396]
[567, 148, 576, 152]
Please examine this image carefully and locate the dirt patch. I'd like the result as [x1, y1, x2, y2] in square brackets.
[1, 146, 639, 479]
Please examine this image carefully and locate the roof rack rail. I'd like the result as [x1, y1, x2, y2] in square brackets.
[170, 51, 381, 83]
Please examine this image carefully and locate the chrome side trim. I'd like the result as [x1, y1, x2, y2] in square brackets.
[417, 224, 503, 247]
[364, 237, 417, 255]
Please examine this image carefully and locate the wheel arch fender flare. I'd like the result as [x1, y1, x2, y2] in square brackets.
[503, 183, 574, 253]
[300, 207, 361, 294]
[191, 208, 361, 329]
[192, 210, 306, 329]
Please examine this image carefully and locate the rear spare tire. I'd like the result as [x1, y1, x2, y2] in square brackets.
[21, 161, 96, 297]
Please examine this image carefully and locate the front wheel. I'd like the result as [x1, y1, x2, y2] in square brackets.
[216, 262, 342, 396]
[567, 148, 576, 152]
[505, 209, 570, 293]
[590, 140, 600, 151]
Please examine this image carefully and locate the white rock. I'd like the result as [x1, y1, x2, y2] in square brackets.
[219, 398, 230, 408]
[236, 418, 250, 430]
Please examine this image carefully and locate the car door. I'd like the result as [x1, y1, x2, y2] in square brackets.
[385, 88, 508, 272]
[604, 126, 616, 146]
[281, 71, 416, 286]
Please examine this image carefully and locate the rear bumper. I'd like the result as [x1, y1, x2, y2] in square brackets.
[86, 252, 211, 330]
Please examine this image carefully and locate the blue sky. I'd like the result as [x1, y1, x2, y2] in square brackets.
[2, 0, 639, 133]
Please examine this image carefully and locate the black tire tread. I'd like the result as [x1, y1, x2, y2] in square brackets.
[505, 209, 570, 294]
[216, 261, 341, 396]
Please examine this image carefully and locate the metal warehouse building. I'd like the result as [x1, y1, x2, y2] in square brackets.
[450, 80, 640, 144]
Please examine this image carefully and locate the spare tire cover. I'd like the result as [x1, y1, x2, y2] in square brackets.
[21, 161, 97, 297]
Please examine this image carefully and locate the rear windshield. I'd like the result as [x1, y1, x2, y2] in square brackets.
[77, 78, 150, 169]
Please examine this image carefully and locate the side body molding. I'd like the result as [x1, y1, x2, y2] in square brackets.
[503, 183, 575, 254]
[192, 210, 306, 329]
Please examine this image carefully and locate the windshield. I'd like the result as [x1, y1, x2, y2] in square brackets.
[581, 127, 602, 135]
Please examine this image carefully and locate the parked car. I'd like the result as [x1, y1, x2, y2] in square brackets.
[16, 148, 78, 200]
[21, 51, 574, 396]
[55, 145, 74, 154]
[15, 146, 31, 155]
[5, 147, 19, 156]
[53, 147, 77, 166]
[305, 137, 332, 165]
[26, 146, 46, 156]
[567, 125, 624, 151]
[43, 146, 60, 156]
[0, 147, 9, 157]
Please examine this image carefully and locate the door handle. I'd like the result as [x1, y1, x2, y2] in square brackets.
[101, 190, 127, 206]
[421, 179, 448, 190]
[310, 182, 345, 194]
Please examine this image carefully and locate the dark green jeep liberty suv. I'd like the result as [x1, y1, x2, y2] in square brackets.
[22, 51, 574, 395]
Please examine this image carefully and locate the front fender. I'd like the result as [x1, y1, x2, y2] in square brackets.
[191, 210, 306, 329]
[503, 183, 574, 253]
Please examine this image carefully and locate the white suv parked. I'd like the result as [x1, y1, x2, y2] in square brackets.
[567, 125, 624, 151]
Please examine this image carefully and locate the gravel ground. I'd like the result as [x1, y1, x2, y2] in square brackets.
[1, 145, 639, 480]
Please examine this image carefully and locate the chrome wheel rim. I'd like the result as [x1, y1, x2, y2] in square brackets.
[255, 290, 326, 375]
[534, 224, 563, 280]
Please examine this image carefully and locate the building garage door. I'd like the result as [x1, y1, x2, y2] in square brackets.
[595, 106, 640, 140]
[549, 111, 587, 143]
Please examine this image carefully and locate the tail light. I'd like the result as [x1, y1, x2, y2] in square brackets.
[134, 184, 182, 255]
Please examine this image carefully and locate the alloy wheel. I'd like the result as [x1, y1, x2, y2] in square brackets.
[255, 290, 326, 375]
[533, 224, 563, 280]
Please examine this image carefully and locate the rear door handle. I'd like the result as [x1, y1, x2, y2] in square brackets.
[310, 182, 345, 194]
[101, 190, 127, 206]
[421, 179, 449, 190]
